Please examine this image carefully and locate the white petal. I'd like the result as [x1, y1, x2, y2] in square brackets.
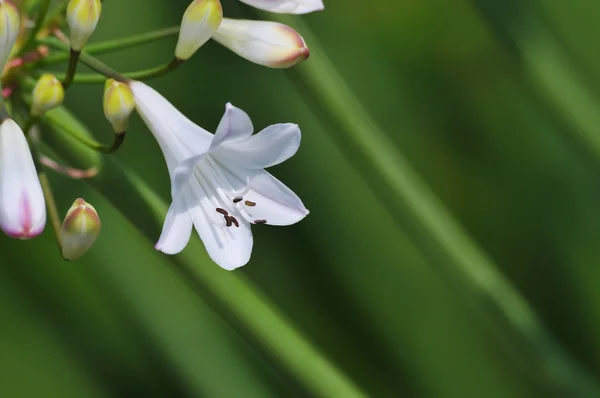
[216, 123, 301, 169]
[210, 103, 254, 149]
[213, 19, 309, 68]
[184, 176, 253, 270]
[155, 195, 193, 255]
[130, 82, 213, 177]
[219, 164, 308, 226]
[170, 103, 254, 196]
[0, 119, 46, 239]
[237, 0, 324, 14]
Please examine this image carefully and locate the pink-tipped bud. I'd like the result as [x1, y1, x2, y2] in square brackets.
[237, 0, 324, 14]
[0, 119, 46, 239]
[213, 19, 309, 68]
[60, 198, 101, 260]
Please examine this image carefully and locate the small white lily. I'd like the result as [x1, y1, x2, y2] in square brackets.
[0, 119, 46, 239]
[130, 82, 309, 270]
[237, 0, 324, 14]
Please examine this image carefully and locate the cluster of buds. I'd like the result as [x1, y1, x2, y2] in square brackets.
[0, 0, 320, 269]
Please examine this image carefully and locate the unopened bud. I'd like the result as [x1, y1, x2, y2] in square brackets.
[0, 1, 20, 71]
[31, 74, 65, 116]
[66, 0, 102, 51]
[175, 0, 223, 60]
[237, 0, 324, 14]
[60, 198, 101, 261]
[103, 79, 135, 134]
[213, 19, 309, 68]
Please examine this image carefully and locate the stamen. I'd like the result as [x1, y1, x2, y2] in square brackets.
[230, 216, 240, 228]
[245, 200, 256, 207]
[225, 216, 233, 227]
[254, 219, 267, 224]
[232, 196, 243, 203]
[216, 207, 228, 216]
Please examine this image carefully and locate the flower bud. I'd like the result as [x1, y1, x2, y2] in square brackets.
[0, 1, 20, 71]
[31, 74, 65, 116]
[0, 118, 46, 239]
[66, 0, 102, 51]
[237, 0, 324, 14]
[213, 19, 309, 68]
[60, 198, 101, 261]
[175, 0, 223, 60]
[103, 79, 135, 134]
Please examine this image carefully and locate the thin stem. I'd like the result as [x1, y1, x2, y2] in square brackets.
[38, 171, 63, 251]
[40, 26, 180, 66]
[62, 49, 80, 89]
[266, 13, 600, 396]
[20, 0, 51, 53]
[40, 154, 98, 179]
[40, 37, 182, 83]
[27, 127, 63, 253]
[45, 113, 126, 153]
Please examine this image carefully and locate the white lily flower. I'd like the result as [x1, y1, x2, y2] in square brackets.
[213, 18, 309, 68]
[237, 0, 324, 14]
[0, 119, 46, 239]
[130, 82, 309, 270]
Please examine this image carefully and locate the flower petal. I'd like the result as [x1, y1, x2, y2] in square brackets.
[130, 82, 213, 175]
[218, 163, 308, 226]
[210, 102, 254, 149]
[184, 176, 253, 270]
[237, 0, 324, 14]
[155, 195, 194, 255]
[0, 119, 46, 239]
[216, 123, 301, 169]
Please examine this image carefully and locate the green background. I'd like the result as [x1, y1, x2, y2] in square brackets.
[3, 0, 600, 396]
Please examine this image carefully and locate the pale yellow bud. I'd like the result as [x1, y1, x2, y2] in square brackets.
[175, 0, 223, 60]
[103, 79, 135, 134]
[0, 1, 20, 71]
[60, 198, 101, 261]
[31, 74, 65, 116]
[66, 0, 102, 51]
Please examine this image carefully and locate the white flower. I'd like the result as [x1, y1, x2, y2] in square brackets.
[0, 119, 46, 239]
[237, 0, 324, 14]
[213, 18, 309, 68]
[130, 82, 309, 270]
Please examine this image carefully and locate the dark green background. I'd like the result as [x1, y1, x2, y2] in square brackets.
[3, 0, 600, 396]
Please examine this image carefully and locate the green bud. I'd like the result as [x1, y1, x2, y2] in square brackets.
[60, 198, 101, 261]
[103, 79, 135, 134]
[67, 0, 102, 51]
[31, 74, 65, 116]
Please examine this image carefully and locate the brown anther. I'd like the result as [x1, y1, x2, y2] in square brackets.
[216, 208, 228, 216]
[232, 196, 243, 203]
[245, 200, 256, 207]
[225, 216, 233, 227]
[254, 219, 267, 224]
[230, 217, 240, 228]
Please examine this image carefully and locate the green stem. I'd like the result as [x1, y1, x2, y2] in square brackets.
[40, 26, 180, 66]
[41, 106, 367, 398]
[62, 50, 80, 89]
[266, 13, 600, 396]
[38, 171, 63, 251]
[20, 0, 51, 53]
[27, 126, 63, 253]
[45, 113, 125, 154]
[40, 37, 182, 83]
